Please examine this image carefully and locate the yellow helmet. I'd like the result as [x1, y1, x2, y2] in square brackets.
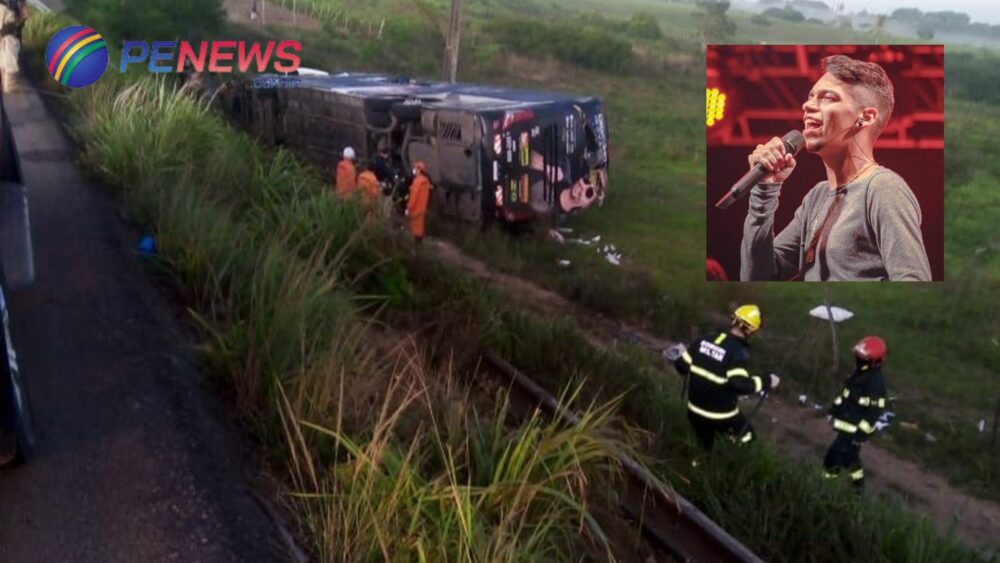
[733, 304, 762, 333]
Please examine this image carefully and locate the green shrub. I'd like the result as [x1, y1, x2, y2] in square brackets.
[763, 6, 806, 22]
[65, 0, 224, 42]
[628, 13, 664, 40]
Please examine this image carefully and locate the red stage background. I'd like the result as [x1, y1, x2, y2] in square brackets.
[706, 45, 944, 281]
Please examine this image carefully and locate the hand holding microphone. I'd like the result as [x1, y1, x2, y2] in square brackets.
[749, 137, 798, 184]
[715, 130, 805, 209]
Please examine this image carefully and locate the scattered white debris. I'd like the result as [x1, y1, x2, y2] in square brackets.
[600, 244, 622, 266]
[557, 227, 574, 234]
[978, 419, 986, 432]
[798, 394, 808, 404]
[548, 229, 565, 244]
[809, 305, 854, 322]
[874, 411, 896, 431]
[925, 432, 937, 442]
[591, 235, 602, 244]
[812, 403, 823, 411]
[557, 259, 571, 268]
[567, 238, 593, 246]
[899, 421, 919, 430]
[771, 417, 778, 423]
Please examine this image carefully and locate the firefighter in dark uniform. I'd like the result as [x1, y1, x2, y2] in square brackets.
[823, 336, 889, 489]
[674, 305, 780, 450]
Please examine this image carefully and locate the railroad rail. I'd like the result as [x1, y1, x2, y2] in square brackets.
[481, 349, 764, 563]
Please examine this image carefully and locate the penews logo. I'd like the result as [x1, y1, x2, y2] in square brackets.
[46, 26, 109, 88]
[46, 25, 302, 88]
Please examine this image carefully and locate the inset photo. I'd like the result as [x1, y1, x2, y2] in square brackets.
[706, 45, 944, 282]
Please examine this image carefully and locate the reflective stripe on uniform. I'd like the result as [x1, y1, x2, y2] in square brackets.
[726, 367, 749, 378]
[714, 333, 727, 345]
[740, 431, 754, 443]
[681, 351, 693, 364]
[877, 398, 886, 408]
[823, 471, 839, 479]
[833, 397, 843, 406]
[842, 389, 851, 398]
[858, 420, 876, 434]
[833, 418, 858, 433]
[688, 402, 740, 420]
[858, 396, 871, 406]
[850, 468, 865, 481]
[752, 376, 763, 393]
[691, 365, 727, 385]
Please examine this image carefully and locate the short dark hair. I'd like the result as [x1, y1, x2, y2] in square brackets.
[822, 55, 895, 135]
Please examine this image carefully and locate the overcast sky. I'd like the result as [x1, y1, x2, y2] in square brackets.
[838, 0, 1000, 24]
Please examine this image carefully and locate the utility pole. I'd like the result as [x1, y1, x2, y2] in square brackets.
[823, 286, 840, 377]
[443, 0, 465, 82]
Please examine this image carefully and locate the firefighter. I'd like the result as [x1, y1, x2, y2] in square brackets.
[405, 161, 432, 244]
[823, 336, 889, 490]
[335, 147, 357, 199]
[356, 160, 381, 213]
[674, 305, 780, 451]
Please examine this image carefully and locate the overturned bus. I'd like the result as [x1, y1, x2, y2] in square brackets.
[219, 72, 609, 226]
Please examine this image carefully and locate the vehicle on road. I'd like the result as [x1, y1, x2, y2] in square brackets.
[0, 87, 35, 468]
[218, 72, 610, 227]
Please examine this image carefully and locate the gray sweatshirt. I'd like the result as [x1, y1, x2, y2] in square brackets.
[740, 167, 932, 281]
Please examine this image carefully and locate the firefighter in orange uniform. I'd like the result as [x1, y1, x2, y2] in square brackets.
[335, 147, 357, 198]
[357, 161, 381, 212]
[405, 161, 432, 244]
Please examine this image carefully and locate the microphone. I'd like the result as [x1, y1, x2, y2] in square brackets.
[714, 130, 805, 210]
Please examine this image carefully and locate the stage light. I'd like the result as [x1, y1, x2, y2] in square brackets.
[707, 88, 726, 127]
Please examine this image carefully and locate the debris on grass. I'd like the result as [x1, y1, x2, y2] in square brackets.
[808, 305, 854, 322]
[557, 259, 571, 268]
[600, 244, 622, 266]
[137, 235, 157, 256]
[875, 411, 896, 431]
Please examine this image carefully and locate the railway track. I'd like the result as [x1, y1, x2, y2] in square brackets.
[481, 350, 764, 563]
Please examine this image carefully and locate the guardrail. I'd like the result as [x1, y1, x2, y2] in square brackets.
[482, 349, 766, 563]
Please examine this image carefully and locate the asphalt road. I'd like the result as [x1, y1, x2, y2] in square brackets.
[0, 85, 287, 561]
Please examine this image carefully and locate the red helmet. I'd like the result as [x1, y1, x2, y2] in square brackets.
[853, 336, 886, 363]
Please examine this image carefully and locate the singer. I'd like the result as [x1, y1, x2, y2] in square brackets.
[739, 55, 931, 281]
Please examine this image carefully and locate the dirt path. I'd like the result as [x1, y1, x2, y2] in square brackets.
[426, 237, 1000, 553]
[0, 84, 287, 562]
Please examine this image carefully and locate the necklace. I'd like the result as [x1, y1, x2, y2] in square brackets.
[837, 161, 878, 188]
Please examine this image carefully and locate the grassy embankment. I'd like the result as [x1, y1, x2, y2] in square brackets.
[23, 12, 650, 563]
[24, 5, 998, 562]
[260, 0, 1000, 502]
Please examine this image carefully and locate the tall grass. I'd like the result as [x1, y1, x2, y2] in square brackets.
[278, 361, 634, 562]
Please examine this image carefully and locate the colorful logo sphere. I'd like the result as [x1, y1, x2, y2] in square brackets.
[45, 26, 109, 88]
